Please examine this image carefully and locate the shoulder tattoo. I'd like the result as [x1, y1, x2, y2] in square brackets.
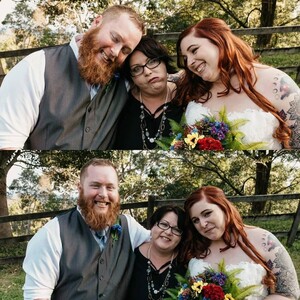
[273, 75, 299, 101]
[262, 232, 300, 299]
[273, 74, 300, 148]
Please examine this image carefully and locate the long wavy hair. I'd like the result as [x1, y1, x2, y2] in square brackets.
[175, 18, 290, 148]
[181, 186, 275, 291]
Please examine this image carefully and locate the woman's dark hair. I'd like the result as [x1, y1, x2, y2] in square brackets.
[149, 205, 185, 230]
[181, 185, 276, 291]
[122, 35, 177, 83]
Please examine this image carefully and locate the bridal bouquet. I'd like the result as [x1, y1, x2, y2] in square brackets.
[157, 107, 265, 150]
[166, 260, 258, 300]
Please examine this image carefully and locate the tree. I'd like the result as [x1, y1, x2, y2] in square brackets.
[0, 150, 22, 237]
[2, 0, 299, 51]
[9, 167, 76, 235]
[3, 150, 300, 237]
[256, 0, 277, 47]
[162, 150, 300, 214]
[200, 0, 299, 47]
[0, 151, 46, 237]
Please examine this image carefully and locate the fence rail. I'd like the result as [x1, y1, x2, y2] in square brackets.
[0, 25, 299, 86]
[0, 193, 299, 265]
[152, 25, 300, 41]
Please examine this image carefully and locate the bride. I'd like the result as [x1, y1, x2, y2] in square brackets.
[181, 186, 299, 300]
[175, 18, 300, 149]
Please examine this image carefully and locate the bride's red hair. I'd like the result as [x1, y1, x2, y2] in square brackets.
[176, 18, 290, 148]
[181, 185, 276, 291]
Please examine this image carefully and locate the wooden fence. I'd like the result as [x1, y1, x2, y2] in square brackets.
[0, 25, 299, 86]
[0, 193, 299, 265]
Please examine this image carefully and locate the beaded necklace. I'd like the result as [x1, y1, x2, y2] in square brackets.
[139, 88, 169, 149]
[146, 244, 174, 300]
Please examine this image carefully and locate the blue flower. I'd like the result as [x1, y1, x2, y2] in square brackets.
[111, 222, 122, 241]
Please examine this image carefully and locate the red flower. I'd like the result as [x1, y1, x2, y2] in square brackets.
[202, 284, 225, 300]
[197, 137, 224, 150]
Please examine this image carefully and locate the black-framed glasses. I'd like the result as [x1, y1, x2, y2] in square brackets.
[130, 57, 162, 77]
[156, 221, 183, 236]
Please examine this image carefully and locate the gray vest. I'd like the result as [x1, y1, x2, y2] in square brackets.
[25, 44, 128, 150]
[52, 208, 135, 300]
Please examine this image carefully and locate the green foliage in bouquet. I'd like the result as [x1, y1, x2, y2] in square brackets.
[166, 259, 259, 300]
[157, 107, 266, 150]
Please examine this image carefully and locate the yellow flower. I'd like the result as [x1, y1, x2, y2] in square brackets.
[184, 132, 202, 149]
[191, 280, 207, 295]
[224, 293, 235, 300]
[171, 139, 178, 146]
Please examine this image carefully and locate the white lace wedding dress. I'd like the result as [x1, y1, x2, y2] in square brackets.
[189, 259, 268, 300]
[185, 101, 282, 150]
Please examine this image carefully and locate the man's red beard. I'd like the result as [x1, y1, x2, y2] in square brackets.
[78, 190, 120, 231]
[78, 26, 119, 86]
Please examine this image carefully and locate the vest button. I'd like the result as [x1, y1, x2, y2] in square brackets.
[100, 258, 104, 264]
[88, 107, 92, 112]
[100, 275, 104, 280]
[85, 127, 90, 133]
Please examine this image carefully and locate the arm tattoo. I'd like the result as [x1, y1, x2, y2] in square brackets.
[262, 232, 300, 299]
[278, 76, 298, 100]
[273, 74, 300, 148]
[287, 98, 300, 148]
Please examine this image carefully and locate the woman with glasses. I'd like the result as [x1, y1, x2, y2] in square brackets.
[114, 36, 183, 149]
[126, 205, 187, 300]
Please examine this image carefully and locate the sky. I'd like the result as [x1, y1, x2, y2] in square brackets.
[0, 0, 16, 23]
[7, 165, 22, 186]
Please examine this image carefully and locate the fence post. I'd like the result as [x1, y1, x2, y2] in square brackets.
[147, 195, 156, 229]
[287, 200, 300, 247]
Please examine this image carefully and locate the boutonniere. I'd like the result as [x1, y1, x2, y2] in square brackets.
[103, 72, 120, 95]
[111, 219, 122, 242]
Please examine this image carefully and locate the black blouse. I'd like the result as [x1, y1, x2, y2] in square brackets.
[126, 247, 187, 300]
[114, 93, 183, 150]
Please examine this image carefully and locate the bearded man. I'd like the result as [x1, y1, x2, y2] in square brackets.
[0, 5, 144, 150]
[23, 158, 150, 300]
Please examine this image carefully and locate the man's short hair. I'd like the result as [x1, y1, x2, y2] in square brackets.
[102, 5, 145, 34]
[80, 158, 118, 182]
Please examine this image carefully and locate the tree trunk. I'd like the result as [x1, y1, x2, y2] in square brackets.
[0, 151, 22, 238]
[251, 154, 272, 214]
[256, 0, 277, 48]
[0, 160, 12, 237]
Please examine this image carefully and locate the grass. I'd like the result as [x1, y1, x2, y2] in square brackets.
[0, 264, 24, 300]
[259, 53, 300, 67]
[259, 52, 300, 83]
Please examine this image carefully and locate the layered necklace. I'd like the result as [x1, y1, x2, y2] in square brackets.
[139, 88, 169, 149]
[146, 244, 174, 300]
